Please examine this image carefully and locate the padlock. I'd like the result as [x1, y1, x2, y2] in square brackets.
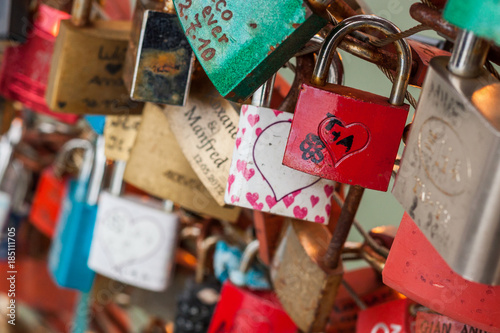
[45, 0, 143, 115]
[416, 311, 493, 333]
[29, 139, 92, 238]
[88, 161, 180, 291]
[164, 72, 239, 206]
[0, 0, 31, 42]
[383, 213, 500, 332]
[283, 15, 412, 192]
[123, 0, 194, 105]
[392, 30, 500, 284]
[124, 102, 240, 221]
[0, 4, 79, 124]
[208, 242, 297, 333]
[406, 39, 451, 88]
[172, 0, 333, 102]
[104, 114, 141, 161]
[225, 50, 343, 222]
[444, 0, 500, 45]
[49, 136, 106, 292]
[356, 299, 416, 333]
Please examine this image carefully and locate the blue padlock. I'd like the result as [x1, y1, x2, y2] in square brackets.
[85, 115, 106, 135]
[49, 136, 107, 292]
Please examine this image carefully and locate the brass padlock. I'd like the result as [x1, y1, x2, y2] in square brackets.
[45, 0, 143, 115]
[123, 0, 194, 105]
[124, 103, 240, 222]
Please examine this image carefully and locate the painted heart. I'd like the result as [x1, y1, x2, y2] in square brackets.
[253, 120, 321, 201]
[293, 206, 308, 219]
[325, 204, 331, 217]
[246, 192, 263, 210]
[292, 190, 301, 198]
[242, 128, 246, 135]
[324, 185, 334, 197]
[236, 160, 247, 173]
[318, 117, 370, 166]
[256, 128, 262, 136]
[266, 195, 277, 209]
[236, 160, 255, 181]
[247, 114, 260, 127]
[98, 210, 163, 268]
[315, 215, 325, 223]
[310, 195, 319, 207]
[105, 63, 123, 75]
[227, 174, 235, 193]
[235, 138, 242, 149]
[283, 194, 295, 208]
[273, 110, 283, 117]
[243, 168, 255, 181]
[242, 105, 248, 116]
[231, 195, 240, 203]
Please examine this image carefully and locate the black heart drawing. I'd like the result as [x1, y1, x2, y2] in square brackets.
[58, 101, 67, 109]
[105, 63, 122, 75]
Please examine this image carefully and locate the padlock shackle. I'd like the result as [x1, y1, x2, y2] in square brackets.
[196, 235, 222, 284]
[53, 138, 94, 178]
[310, 35, 345, 85]
[0, 118, 22, 186]
[251, 75, 276, 108]
[86, 135, 106, 206]
[312, 15, 412, 106]
[239, 239, 260, 274]
[449, 30, 490, 78]
[109, 160, 126, 197]
[71, 0, 93, 27]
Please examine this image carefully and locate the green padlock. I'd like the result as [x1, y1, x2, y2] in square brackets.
[172, 0, 333, 102]
[444, 0, 500, 45]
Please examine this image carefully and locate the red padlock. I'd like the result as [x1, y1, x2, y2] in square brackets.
[416, 312, 490, 333]
[29, 167, 68, 238]
[406, 39, 451, 87]
[383, 213, 500, 332]
[207, 281, 297, 333]
[283, 15, 411, 191]
[0, 4, 79, 124]
[356, 299, 416, 333]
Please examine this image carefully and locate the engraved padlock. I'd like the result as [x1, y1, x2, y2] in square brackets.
[284, 15, 412, 192]
[392, 30, 500, 285]
[172, 0, 334, 102]
[45, 0, 143, 115]
[103, 114, 141, 162]
[123, 0, 194, 105]
[416, 311, 493, 333]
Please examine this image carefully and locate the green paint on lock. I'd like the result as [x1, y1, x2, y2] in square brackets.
[173, 0, 327, 102]
[444, 0, 500, 45]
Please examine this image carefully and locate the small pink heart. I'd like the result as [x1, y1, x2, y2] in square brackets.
[273, 110, 284, 117]
[256, 128, 263, 136]
[243, 168, 255, 181]
[292, 190, 301, 198]
[235, 137, 242, 149]
[231, 195, 240, 203]
[236, 160, 247, 173]
[266, 195, 277, 209]
[324, 185, 334, 197]
[310, 195, 319, 207]
[242, 128, 246, 135]
[315, 215, 325, 223]
[247, 114, 260, 127]
[227, 174, 235, 193]
[325, 204, 331, 217]
[293, 206, 308, 219]
[241, 105, 248, 116]
[283, 194, 295, 208]
[246, 192, 259, 205]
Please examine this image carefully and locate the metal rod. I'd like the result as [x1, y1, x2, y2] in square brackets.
[86, 136, 106, 206]
[324, 185, 365, 269]
[449, 30, 490, 78]
[341, 280, 368, 310]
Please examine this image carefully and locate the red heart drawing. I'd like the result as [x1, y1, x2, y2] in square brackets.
[227, 174, 235, 193]
[310, 195, 319, 207]
[231, 195, 240, 203]
[318, 117, 370, 166]
[236, 160, 255, 181]
[293, 206, 308, 219]
[247, 114, 260, 127]
[325, 204, 331, 216]
[256, 128, 262, 136]
[243, 168, 255, 181]
[315, 216, 325, 223]
[235, 137, 242, 149]
[273, 110, 283, 117]
[283, 194, 295, 208]
[292, 190, 301, 198]
[236, 160, 247, 173]
[246, 192, 263, 210]
[324, 184, 334, 197]
[266, 195, 277, 209]
[242, 128, 246, 135]
[241, 105, 248, 116]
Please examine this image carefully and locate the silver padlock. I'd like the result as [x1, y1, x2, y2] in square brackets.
[393, 30, 500, 285]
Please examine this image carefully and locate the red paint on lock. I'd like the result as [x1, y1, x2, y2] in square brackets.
[416, 312, 491, 333]
[0, 4, 79, 124]
[383, 213, 500, 332]
[356, 299, 415, 333]
[208, 281, 297, 333]
[29, 168, 68, 238]
[284, 84, 409, 191]
[405, 40, 451, 87]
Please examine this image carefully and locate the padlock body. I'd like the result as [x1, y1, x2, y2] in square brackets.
[284, 83, 409, 191]
[0, 0, 31, 42]
[405, 39, 450, 87]
[356, 299, 415, 333]
[0, 4, 79, 124]
[173, 0, 328, 102]
[45, 20, 143, 115]
[88, 191, 179, 291]
[226, 105, 335, 222]
[208, 281, 297, 333]
[123, 1, 193, 105]
[29, 168, 68, 238]
[383, 213, 500, 332]
[416, 312, 494, 333]
[393, 56, 500, 285]
[49, 180, 97, 292]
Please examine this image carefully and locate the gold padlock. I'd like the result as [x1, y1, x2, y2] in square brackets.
[45, 0, 143, 115]
[124, 103, 240, 222]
